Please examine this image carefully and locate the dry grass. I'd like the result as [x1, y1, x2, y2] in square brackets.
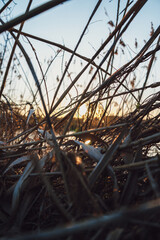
[0, 0, 160, 239]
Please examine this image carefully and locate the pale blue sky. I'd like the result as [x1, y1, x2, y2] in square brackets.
[1, 0, 160, 109]
[9, 0, 160, 53]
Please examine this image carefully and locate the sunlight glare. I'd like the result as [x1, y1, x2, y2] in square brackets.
[85, 139, 91, 145]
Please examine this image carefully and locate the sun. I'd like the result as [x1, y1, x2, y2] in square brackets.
[78, 104, 88, 118]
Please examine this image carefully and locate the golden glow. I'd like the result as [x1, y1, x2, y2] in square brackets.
[85, 139, 91, 145]
[75, 156, 82, 165]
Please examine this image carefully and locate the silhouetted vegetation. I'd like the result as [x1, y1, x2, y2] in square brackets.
[0, 0, 160, 239]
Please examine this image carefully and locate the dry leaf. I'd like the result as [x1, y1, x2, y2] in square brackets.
[120, 39, 126, 47]
[108, 20, 114, 27]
